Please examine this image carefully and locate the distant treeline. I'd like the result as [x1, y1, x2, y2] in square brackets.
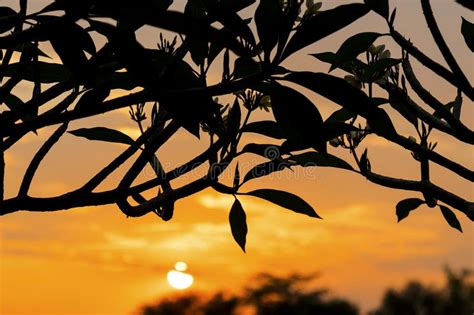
[137, 267, 473, 315]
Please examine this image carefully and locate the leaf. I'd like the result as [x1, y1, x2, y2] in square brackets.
[242, 158, 292, 184]
[364, 0, 389, 19]
[229, 198, 248, 252]
[290, 152, 354, 171]
[326, 108, 356, 123]
[283, 72, 397, 138]
[233, 164, 240, 189]
[75, 88, 110, 112]
[0, 7, 18, 34]
[255, 0, 284, 59]
[241, 121, 285, 139]
[330, 32, 381, 72]
[312, 51, 368, 74]
[282, 3, 369, 61]
[69, 127, 135, 145]
[321, 122, 358, 142]
[461, 17, 474, 52]
[4, 62, 71, 83]
[456, 0, 474, 11]
[270, 82, 325, 154]
[440, 205, 463, 232]
[247, 189, 321, 218]
[233, 57, 261, 79]
[396, 198, 424, 222]
[388, 88, 418, 127]
[366, 108, 397, 138]
[50, 21, 94, 75]
[283, 71, 371, 116]
[241, 144, 281, 158]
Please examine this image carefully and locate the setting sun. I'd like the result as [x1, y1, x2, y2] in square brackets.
[167, 262, 194, 290]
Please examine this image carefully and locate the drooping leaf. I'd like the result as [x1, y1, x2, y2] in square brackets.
[388, 88, 419, 127]
[241, 121, 285, 139]
[185, 0, 209, 66]
[0, 7, 18, 34]
[440, 205, 463, 232]
[233, 164, 240, 189]
[330, 32, 381, 72]
[290, 152, 354, 171]
[247, 189, 321, 218]
[229, 198, 248, 252]
[282, 4, 369, 61]
[364, 0, 389, 19]
[461, 17, 474, 52]
[255, 0, 284, 59]
[270, 82, 325, 154]
[69, 127, 135, 145]
[50, 21, 95, 75]
[396, 198, 424, 222]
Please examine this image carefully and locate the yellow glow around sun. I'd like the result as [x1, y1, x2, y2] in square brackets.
[167, 262, 194, 290]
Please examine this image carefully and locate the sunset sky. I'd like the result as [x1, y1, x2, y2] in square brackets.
[1, 0, 473, 314]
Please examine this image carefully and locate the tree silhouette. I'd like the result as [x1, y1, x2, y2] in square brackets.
[370, 267, 474, 315]
[138, 273, 358, 315]
[0, 0, 472, 250]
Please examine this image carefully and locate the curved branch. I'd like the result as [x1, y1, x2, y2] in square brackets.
[18, 122, 68, 196]
[421, 0, 472, 92]
[402, 59, 473, 142]
[390, 28, 474, 100]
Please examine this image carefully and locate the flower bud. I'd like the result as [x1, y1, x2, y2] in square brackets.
[329, 138, 340, 147]
[344, 75, 362, 89]
[379, 49, 391, 59]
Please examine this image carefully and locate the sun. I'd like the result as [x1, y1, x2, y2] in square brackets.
[167, 262, 194, 290]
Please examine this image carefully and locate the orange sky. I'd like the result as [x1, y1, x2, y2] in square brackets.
[1, 0, 473, 314]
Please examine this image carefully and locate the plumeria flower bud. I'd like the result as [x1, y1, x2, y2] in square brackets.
[379, 49, 391, 59]
[329, 138, 341, 147]
[309, 2, 322, 14]
[260, 95, 271, 106]
[344, 75, 362, 89]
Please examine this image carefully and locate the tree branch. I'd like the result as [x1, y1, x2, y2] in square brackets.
[402, 59, 473, 142]
[18, 123, 68, 196]
[421, 0, 472, 93]
[389, 28, 474, 100]
[365, 171, 474, 220]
